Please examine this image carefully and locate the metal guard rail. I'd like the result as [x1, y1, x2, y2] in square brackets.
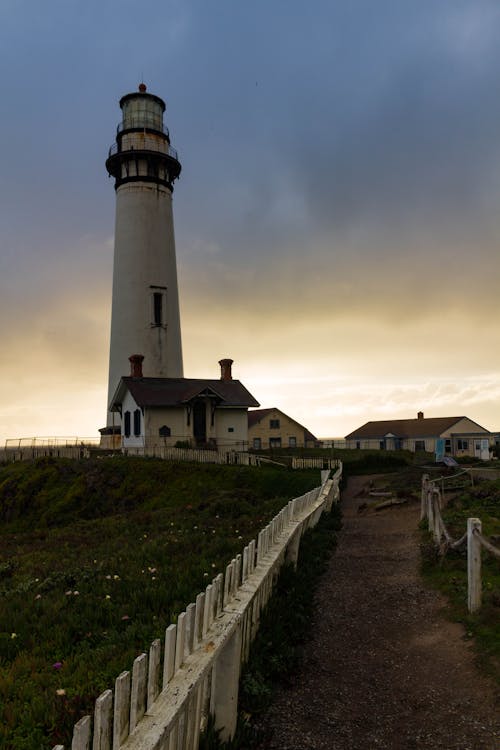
[108, 141, 179, 160]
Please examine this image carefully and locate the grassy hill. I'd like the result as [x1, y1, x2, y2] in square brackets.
[0, 456, 319, 749]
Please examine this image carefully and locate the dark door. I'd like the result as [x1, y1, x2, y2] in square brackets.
[193, 401, 207, 445]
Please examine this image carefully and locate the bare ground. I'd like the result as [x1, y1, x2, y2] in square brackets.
[254, 475, 500, 749]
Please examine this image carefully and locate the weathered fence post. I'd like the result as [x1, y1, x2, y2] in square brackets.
[162, 623, 176, 688]
[427, 487, 435, 535]
[72, 715, 91, 750]
[285, 527, 301, 570]
[147, 639, 162, 709]
[432, 488, 442, 544]
[212, 624, 243, 741]
[93, 689, 112, 750]
[130, 653, 148, 732]
[421, 474, 429, 520]
[467, 517, 482, 613]
[113, 672, 130, 749]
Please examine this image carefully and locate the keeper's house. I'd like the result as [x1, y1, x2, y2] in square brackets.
[108, 356, 259, 451]
[345, 412, 492, 459]
[248, 408, 317, 450]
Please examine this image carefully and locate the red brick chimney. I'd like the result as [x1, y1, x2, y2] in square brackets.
[129, 354, 144, 378]
[417, 411, 424, 420]
[219, 358, 234, 381]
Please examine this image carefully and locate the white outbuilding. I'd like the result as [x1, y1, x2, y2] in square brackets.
[109, 356, 259, 452]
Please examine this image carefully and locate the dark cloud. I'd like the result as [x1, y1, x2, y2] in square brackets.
[2, 0, 500, 439]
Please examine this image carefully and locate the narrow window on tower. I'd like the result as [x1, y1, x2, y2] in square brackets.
[150, 287, 167, 327]
[153, 293, 163, 326]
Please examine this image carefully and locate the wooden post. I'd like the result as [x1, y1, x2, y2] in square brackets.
[185, 603, 196, 657]
[224, 562, 232, 607]
[285, 527, 301, 570]
[72, 715, 91, 750]
[214, 573, 224, 616]
[242, 546, 249, 582]
[130, 653, 148, 732]
[163, 624, 176, 688]
[202, 584, 213, 638]
[421, 475, 429, 521]
[249, 539, 256, 574]
[147, 639, 162, 709]
[93, 689, 112, 750]
[113, 671, 130, 749]
[467, 518, 482, 613]
[175, 613, 186, 671]
[432, 488, 441, 544]
[213, 624, 242, 741]
[427, 488, 434, 535]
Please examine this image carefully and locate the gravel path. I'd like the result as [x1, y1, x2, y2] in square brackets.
[254, 475, 500, 749]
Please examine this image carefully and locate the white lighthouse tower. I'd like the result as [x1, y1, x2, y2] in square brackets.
[105, 84, 183, 426]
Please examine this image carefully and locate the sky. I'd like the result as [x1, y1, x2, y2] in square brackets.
[1, 0, 500, 444]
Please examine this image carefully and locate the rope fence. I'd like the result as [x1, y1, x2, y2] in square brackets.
[421, 474, 500, 613]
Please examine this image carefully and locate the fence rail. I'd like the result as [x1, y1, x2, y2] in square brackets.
[291, 457, 340, 470]
[0, 444, 257, 466]
[52, 466, 342, 750]
[1, 444, 342, 470]
[0, 446, 93, 462]
[421, 474, 500, 613]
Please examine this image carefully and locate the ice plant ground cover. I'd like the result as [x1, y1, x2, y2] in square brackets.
[0, 456, 319, 749]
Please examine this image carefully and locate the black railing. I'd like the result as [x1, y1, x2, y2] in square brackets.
[108, 141, 179, 161]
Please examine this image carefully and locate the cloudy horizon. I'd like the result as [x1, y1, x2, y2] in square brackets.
[1, 0, 500, 444]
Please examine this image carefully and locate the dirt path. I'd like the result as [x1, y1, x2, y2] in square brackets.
[255, 475, 500, 749]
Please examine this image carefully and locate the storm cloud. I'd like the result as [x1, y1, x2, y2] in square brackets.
[1, 0, 499, 441]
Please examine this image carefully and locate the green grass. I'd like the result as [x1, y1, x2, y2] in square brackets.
[0, 456, 319, 750]
[420, 477, 500, 685]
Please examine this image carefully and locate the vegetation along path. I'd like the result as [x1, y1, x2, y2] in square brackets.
[255, 475, 500, 749]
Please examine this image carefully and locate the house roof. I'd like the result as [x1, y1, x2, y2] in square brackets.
[110, 377, 259, 411]
[345, 416, 490, 440]
[248, 408, 274, 429]
[248, 407, 317, 441]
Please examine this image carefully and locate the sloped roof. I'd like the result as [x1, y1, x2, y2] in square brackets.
[248, 408, 274, 429]
[110, 377, 259, 411]
[345, 416, 490, 440]
[248, 407, 317, 441]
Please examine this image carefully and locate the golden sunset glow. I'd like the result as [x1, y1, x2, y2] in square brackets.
[1, 2, 500, 444]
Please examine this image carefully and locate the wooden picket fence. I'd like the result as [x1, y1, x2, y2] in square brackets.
[123, 446, 262, 465]
[421, 474, 500, 613]
[1, 444, 260, 467]
[52, 466, 342, 750]
[0, 445, 93, 463]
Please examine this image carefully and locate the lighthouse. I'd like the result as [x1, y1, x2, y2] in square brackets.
[104, 84, 183, 426]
